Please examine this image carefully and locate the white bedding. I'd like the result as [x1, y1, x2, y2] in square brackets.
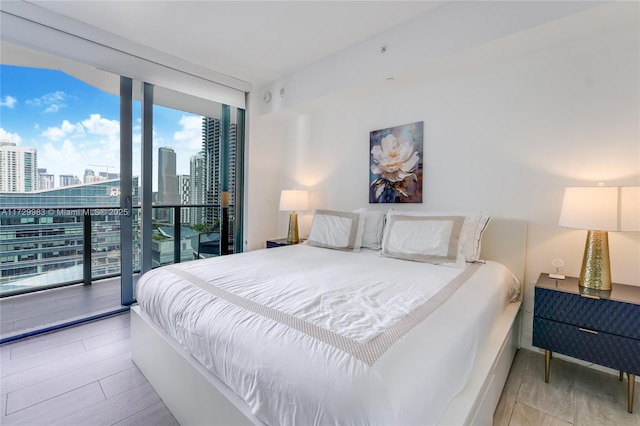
[136, 244, 519, 425]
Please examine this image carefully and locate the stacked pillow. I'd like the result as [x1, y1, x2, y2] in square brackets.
[306, 209, 365, 251]
[305, 208, 490, 266]
[354, 208, 385, 250]
[381, 212, 467, 267]
[382, 210, 490, 263]
[306, 208, 384, 252]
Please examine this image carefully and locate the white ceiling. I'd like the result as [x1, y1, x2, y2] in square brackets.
[28, 0, 443, 86]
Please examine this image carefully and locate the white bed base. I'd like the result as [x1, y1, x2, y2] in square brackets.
[132, 218, 526, 426]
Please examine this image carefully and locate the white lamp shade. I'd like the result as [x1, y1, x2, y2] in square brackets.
[279, 190, 309, 212]
[559, 186, 640, 232]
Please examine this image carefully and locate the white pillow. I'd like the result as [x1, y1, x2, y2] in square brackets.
[465, 214, 490, 261]
[381, 213, 466, 267]
[307, 209, 363, 251]
[428, 212, 491, 262]
[354, 208, 385, 250]
[384, 210, 490, 262]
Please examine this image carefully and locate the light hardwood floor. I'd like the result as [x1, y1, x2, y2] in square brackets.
[0, 312, 177, 426]
[1, 312, 639, 425]
[1, 278, 123, 342]
[494, 349, 640, 426]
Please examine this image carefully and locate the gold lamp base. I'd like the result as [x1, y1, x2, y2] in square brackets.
[579, 230, 612, 291]
[287, 211, 299, 244]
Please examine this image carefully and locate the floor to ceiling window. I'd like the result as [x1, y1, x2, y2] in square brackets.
[0, 63, 245, 342]
[141, 85, 245, 271]
[0, 64, 123, 294]
[0, 3, 247, 342]
[0, 63, 129, 340]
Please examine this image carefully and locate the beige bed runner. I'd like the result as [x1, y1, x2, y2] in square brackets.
[165, 263, 480, 366]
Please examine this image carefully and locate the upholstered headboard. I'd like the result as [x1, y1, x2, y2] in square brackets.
[480, 218, 527, 286]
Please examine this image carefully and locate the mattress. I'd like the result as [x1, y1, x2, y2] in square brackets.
[136, 244, 519, 425]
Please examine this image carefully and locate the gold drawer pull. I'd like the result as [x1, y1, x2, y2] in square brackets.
[580, 294, 600, 300]
[579, 327, 598, 335]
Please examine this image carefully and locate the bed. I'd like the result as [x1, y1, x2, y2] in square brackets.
[131, 213, 526, 425]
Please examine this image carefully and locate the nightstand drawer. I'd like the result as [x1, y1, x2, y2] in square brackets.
[534, 287, 640, 340]
[533, 317, 640, 375]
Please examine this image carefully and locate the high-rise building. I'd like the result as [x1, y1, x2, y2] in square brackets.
[179, 174, 190, 225]
[202, 118, 219, 228]
[83, 169, 97, 183]
[228, 123, 237, 208]
[99, 171, 120, 180]
[59, 174, 81, 187]
[201, 118, 237, 228]
[189, 152, 205, 226]
[37, 168, 54, 190]
[201, 117, 237, 254]
[0, 178, 140, 287]
[84, 169, 119, 183]
[157, 147, 179, 224]
[0, 140, 38, 192]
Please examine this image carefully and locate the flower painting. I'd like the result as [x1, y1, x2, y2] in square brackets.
[369, 121, 423, 203]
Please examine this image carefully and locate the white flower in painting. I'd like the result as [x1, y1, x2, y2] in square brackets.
[370, 134, 419, 183]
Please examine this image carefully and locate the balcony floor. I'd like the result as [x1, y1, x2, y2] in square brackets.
[1, 278, 125, 342]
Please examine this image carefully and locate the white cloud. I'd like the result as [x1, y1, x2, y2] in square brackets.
[82, 114, 119, 138]
[42, 120, 85, 141]
[0, 128, 22, 144]
[40, 114, 120, 179]
[0, 95, 17, 109]
[40, 139, 84, 179]
[44, 104, 60, 113]
[26, 91, 68, 113]
[37, 113, 204, 184]
[174, 115, 203, 151]
[171, 114, 205, 175]
[42, 115, 119, 144]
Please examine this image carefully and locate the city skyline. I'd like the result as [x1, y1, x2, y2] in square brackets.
[0, 64, 204, 190]
[0, 115, 238, 288]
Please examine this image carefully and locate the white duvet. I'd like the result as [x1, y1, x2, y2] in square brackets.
[136, 244, 519, 425]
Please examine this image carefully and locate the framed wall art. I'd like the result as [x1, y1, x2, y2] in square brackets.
[369, 121, 423, 203]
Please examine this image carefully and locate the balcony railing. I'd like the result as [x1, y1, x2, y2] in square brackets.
[0, 204, 235, 297]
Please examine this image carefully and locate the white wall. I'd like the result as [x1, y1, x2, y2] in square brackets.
[257, 1, 608, 116]
[246, 25, 639, 351]
[244, 101, 289, 250]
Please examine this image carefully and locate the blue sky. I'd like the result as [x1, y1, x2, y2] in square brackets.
[0, 64, 203, 187]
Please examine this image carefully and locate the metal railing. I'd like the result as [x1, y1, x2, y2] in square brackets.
[0, 204, 235, 297]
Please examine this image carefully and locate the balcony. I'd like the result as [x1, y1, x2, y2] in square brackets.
[1, 276, 126, 343]
[0, 204, 236, 342]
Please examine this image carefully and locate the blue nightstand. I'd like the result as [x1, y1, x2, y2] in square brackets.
[266, 238, 305, 248]
[533, 273, 640, 413]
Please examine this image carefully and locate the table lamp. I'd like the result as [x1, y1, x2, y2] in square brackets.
[279, 189, 309, 244]
[559, 186, 640, 290]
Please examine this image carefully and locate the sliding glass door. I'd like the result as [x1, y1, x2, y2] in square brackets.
[137, 84, 245, 274]
[0, 59, 245, 341]
[0, 64, 123, 293]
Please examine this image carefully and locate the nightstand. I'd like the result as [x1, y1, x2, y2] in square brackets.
[266, 238, 304, 248]
[533, 273, 640, 413]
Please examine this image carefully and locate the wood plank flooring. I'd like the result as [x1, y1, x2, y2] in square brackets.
[1, 312, 639, 425]
[494, 349, 640, 426]
[0, 312, 178, 426]
[1, 278, 123, 342]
